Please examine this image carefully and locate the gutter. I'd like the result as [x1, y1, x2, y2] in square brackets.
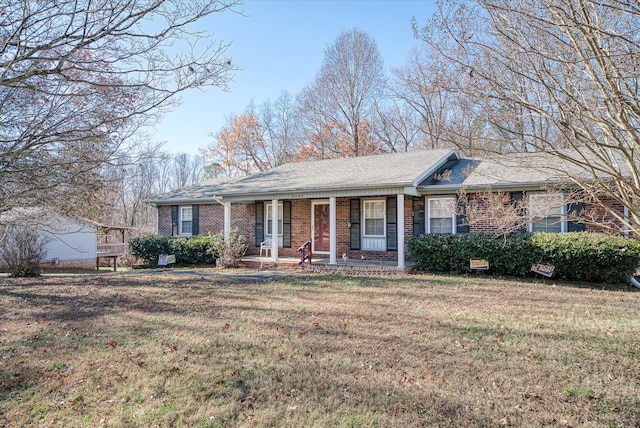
[416, 181, 577, 195]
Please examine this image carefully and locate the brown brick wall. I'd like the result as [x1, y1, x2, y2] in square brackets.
[458, 192, 625, 235]
[156, 204, 225, 237]
[247, 197, 407, 261]
[404, 195, 413, 260]
[157, 205, 172, 236]
[288, 199, 312, 257]
[232, 203, 258, 255]
[465, 193, 509, 234]
[156, 192, 627, 263]
[157, 197, 406, 262]
[336, 196, 413, 262]
[199, 204, 225, 235]
[583, 197, 626, 235]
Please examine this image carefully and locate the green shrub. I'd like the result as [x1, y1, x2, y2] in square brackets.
[407, 234, 455, 272]
[128, 234, 171, 265]
[170, 235, 217, 265]
[531, 232, 640, 283]
[128, 232, 250, 267]
[408, 232, 640, 283]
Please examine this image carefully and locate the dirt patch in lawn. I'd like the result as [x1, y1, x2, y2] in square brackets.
[1, 271, 639, 427]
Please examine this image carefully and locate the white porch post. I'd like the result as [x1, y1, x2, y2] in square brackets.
[397, 194, 405, 269]
[271, 199, 279, 261]
[329, 197, 337, 265]
[223, 202, 231, 246]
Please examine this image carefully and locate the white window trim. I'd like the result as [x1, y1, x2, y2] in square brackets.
[426, 196, 456, 234]
[265, 202, 284, 239]
[178, 206, 193, 236]
[362, 199, 386, 238]
[527, 192, 567, 233]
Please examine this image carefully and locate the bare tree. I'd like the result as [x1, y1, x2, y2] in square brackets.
[173, 152, 206, 189]
[389, 47, 459, 150]
[0, 0, 239, 222]
[414, 0, 640, 234]
[259, 91, 298, 166]
[371, 100, 424, 153]
[297, 28, 386, 157]
[201, 92, 299, 176]
[101, 150, 206, 232]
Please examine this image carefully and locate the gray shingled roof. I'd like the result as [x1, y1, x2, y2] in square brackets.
[147, 177, 238, 204]
[149, 150, 457, 204]
[150, 148, 630, 204]
[420, 155, 564, 191]
[216, 149, 457, 196]
[419, 150, 619, 193]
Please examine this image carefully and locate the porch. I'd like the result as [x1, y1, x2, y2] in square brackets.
[240, 255, 415, 275]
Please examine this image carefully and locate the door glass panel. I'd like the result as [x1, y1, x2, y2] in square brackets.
[314, 204, 330, 252]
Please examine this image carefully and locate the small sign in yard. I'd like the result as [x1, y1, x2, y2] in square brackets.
[470, 258, 489, 270]
[531, 263, 555, 277]
[158, 254, 176, 266]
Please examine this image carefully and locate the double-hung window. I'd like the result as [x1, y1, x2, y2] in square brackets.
[179, 206, 193, 235]
[265, 202, 284, 246]
[363, 200, 385, 237]
[427, 197, 455, 234]
[528, 192, 564, 233]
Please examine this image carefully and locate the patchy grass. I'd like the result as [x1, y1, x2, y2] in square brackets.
[1, 271, 639, 427]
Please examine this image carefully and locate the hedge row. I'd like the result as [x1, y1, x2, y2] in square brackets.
[408, 232, 640, 283]
[128, 234, 223, 265]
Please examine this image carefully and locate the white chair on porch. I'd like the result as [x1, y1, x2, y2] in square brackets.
[260, 238, 272, 257]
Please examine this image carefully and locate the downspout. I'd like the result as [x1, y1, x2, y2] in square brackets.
[630, 275, 640, 290]
[212, 196, 230, 245]
[211, 196, 224, 207]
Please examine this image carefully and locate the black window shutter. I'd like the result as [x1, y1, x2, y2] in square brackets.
[191, 205, 199, 235]
[412, 197, 425, 236]
[566, 202, 585, 232]
[386, 196, 397, 251]
[255, 202, 264, 247]
[171, 205, 178, 236]
[455, 196, 469, 234]
[510, 192, 527, 233]
[349, 199, 361, 250]
[283, 200, 292, 248]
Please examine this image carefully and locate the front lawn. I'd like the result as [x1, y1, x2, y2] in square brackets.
[1, 271, 638, 426]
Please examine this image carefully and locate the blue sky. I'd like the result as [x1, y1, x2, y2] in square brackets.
[154, 0, 438, 155]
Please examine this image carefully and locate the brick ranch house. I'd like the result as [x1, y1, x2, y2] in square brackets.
[149, 149, 627, 269]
